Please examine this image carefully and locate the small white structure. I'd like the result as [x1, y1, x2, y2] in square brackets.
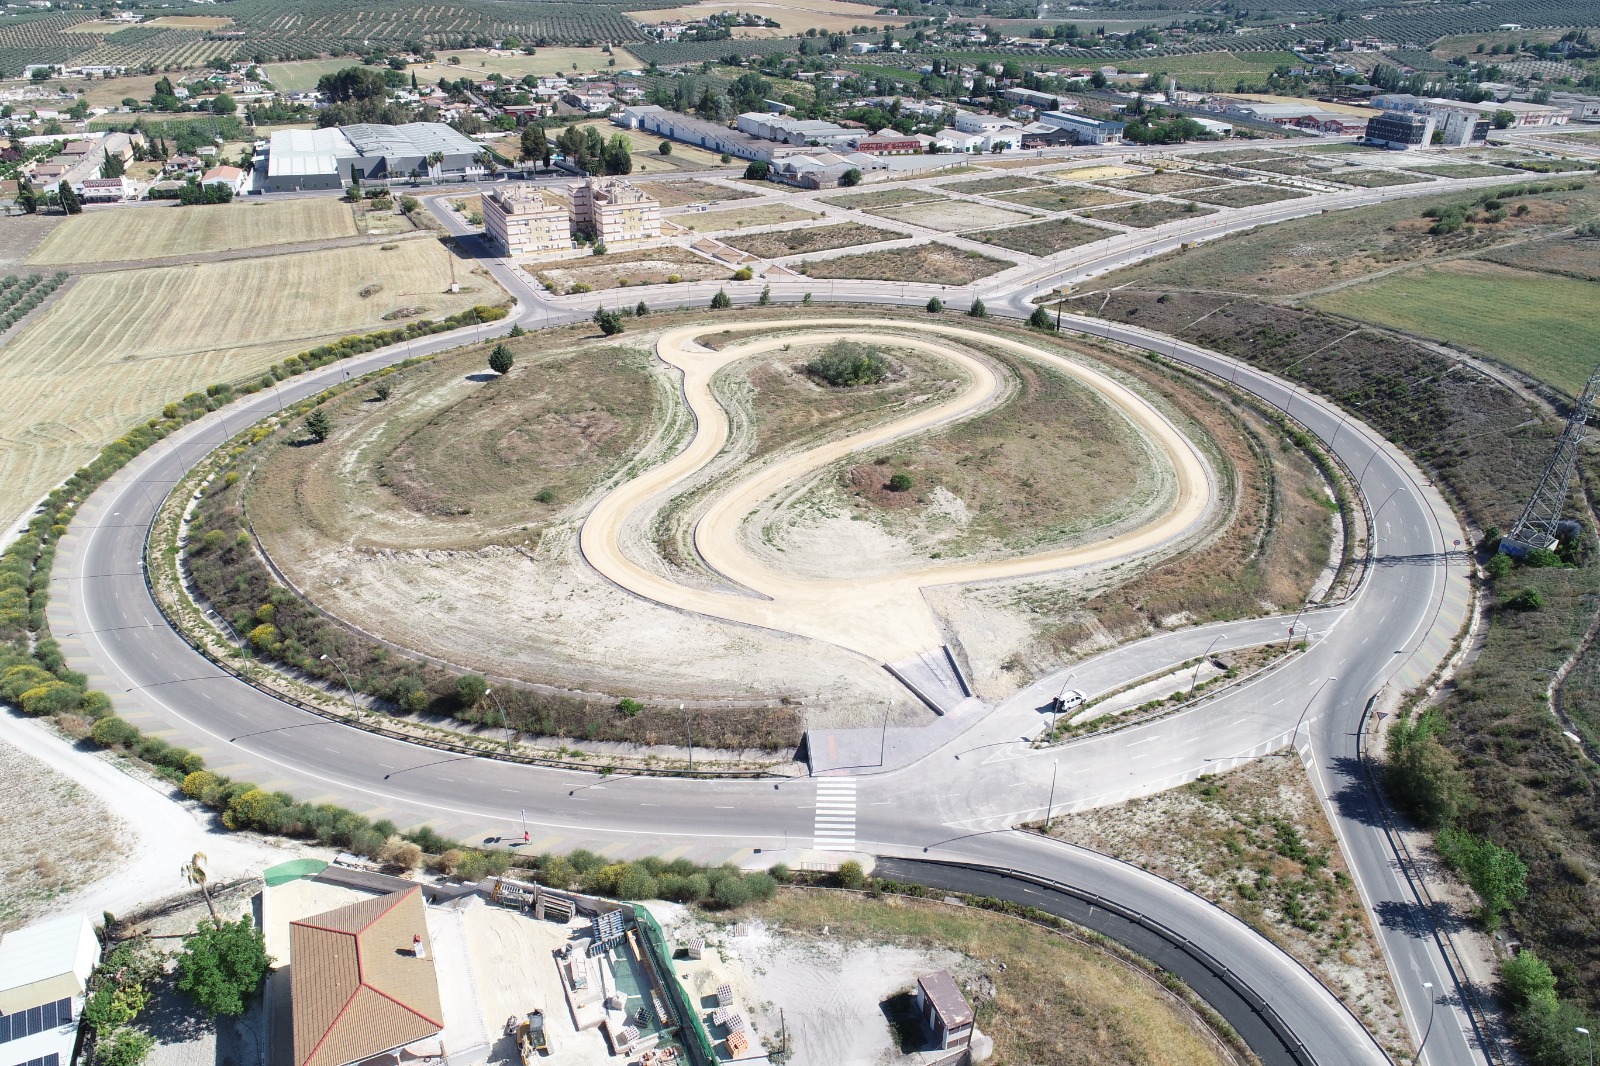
[0, 913, 102, 1066]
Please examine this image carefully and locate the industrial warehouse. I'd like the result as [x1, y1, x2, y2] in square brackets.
[262, 122, 485, 192]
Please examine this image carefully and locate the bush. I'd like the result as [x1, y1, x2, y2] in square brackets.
[926, 297, 942, 313]
[1436, 827, 1527, 928]
[1485, 553, 1512, 580]
[886, 472, 913, 492]
[731, 266, 753, 281]
[836, 860, 866, 889]
[91, 715, 139, 749]
[1506, 587, 1545, 611]
[174, 919, 271, 1016]
[967, 297, 987, 318]
[806, 339, 888, 387]
[1502, 950, 1558, 1011]
[456, 673, 487, 708]
[710, 288, 732, 310]
[94, 1028, 154, 1066]
[488, 344, 514, 375]
[711, 875, 753, 908]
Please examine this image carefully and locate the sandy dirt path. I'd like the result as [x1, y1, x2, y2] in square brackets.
[579, 319, 1213, 663]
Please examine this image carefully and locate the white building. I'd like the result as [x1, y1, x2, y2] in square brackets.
[201, 165, 248, 194]
[950, 110, 1014, 134]
[0, 914, 101, 1066]
[481, 185, 570, 255]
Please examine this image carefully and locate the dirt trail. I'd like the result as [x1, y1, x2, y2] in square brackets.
[578, 319, 1214, 663]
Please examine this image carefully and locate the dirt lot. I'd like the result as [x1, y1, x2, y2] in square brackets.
[532, 246, 727, 293]
[994, 183, 1134, 211]
[677, 203, 819, 232]
[1043, 163, 1143, 182]
[714, 890, 1235, 1066]
[1327, 169, 1433, 189]
[966, 217, 1109, 256]
[0, 238, 498, 539]
[0, 737, 131, 931]
[1184, 183, 1310, 208]
[870, 199, 1034, 231]
[638, 179, 755, 207]
[819, 187, 943, 210]
[1103, 172, 1221, 195]
[727, 221, 906, 259]
[943, 174, 1045, 196]
[1051, 757, 1409, 1058]
[29, 200, 359, 264]
[797, 242, 1012, 284]
[1083, 199, 1217, 229]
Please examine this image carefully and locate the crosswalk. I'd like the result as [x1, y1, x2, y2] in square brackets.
[812, 778, 857, 852]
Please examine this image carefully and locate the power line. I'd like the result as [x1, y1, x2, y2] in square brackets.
[1503, 362, 1600, 555]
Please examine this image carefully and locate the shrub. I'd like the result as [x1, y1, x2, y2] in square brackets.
[731, 266, 753, 281]
[1485, 553, 1512, 580]
[887, 472, 913, 492]
[20, 680, 81, 715]
[93, 1028, 154, 1066]
[926, 297, 943, 313]
[174, 919, 270, 1017]
[806, 339, 888, 387]
[456, 673, 487, 708]
[836, 860, 866, 889]
[593, 307, 625, 336]
[1501, 950, 1558, 1011]
[711, 875, 753, 908]
[1028, 305, 1055, 330]
[182, 770, 219, 799]
[1506, 587, 1544, 611]
[91, 715, 139, 749]
[617, 697, 643, 716]
[635, 300, 649, 317]
[488, 344, 514, 375]
[710, 288, 732, 310]
[967, 297, 987, 318]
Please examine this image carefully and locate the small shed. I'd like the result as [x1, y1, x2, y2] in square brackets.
[914, 969, 975, 1050]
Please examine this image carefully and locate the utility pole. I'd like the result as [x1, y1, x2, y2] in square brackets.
[682, 703, 692, 773]
[1045, 760, 1058, 827]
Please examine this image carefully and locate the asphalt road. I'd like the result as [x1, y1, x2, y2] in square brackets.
[40, 169, 1502, 1065]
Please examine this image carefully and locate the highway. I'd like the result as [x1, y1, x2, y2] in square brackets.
[40, 165, 1503, 1065]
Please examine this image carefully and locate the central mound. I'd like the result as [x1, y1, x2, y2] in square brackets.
[242, 312, 1315, 717]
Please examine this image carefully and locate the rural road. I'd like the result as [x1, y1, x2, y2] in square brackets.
[33, 161, 1509, 1065]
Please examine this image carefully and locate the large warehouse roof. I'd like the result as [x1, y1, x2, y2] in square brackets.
[267, 126, 356, 179]
[267, 122, 482, 182]
[342, 122, 480, 158]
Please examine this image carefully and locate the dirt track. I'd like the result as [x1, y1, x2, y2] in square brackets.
[578, 319, 1214, 664]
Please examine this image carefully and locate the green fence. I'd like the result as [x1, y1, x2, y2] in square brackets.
[632, 907, 719, 1066]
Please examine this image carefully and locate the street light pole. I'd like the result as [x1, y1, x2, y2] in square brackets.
[1192, 634, 1223, 693]
[484, 685, 512, 751]
[879, 700, 891, 767]
[1044, 760, 1058, 828]
[1292, 676, 1337, 756]
[1576, 1027, 1592, 1066]
[319, 654, 360, 716]
[1417, 981, 1436, 1064]
[682, 703, 692, 774]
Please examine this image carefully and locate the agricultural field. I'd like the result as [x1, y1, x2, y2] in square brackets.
[868, 199, 1034, 231]
[1082, 200, 1217, 229]
[1183, 183, 1310, 208]
[1113, 49, 1303, 77]
[28, 200, 360, 265]
[637, 179, 755, 207]
[263, 57, 377, 93]
[728, 222, 906, 259]
[626, 0, 907, 37]
[531, 247, 728, 293]
[676, 203, 818, 232]
[796, 242, 1012, 285]
[966, 217, 1109, 257]
[1308, 260, 1600, 396]
[994, 184, 1135, 212]
[145, 15, 234, 30]
[0, 240, 498, 538]
[423, 46, 645, 80]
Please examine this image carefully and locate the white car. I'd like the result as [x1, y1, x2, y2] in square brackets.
[1050, 689, 1085, 714]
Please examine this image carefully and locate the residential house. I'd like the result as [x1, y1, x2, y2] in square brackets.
[201, 165, 247, 194]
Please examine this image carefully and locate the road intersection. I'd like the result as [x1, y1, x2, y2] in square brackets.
[38, 160, 1505, 1065]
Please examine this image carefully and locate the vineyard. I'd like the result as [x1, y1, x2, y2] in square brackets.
[0, 273, 69, 335]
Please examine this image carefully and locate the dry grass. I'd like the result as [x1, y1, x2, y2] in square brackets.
[1084, 200, 1217, 229]
[1184, 184, 1310, 209]
[677, 203, 818, 231]
[1043, 163, 1144, 182]
[627, 0, 907, 36]
[728, 221, 905, 258]
[819, 187, 943, 210]
[994, 184, 1134, 212]
[744, 891, 1231, 1066]
[1050, 757, 1409, 1058]
[942, 174, 1045, 196]
[1102, 171, 1220, 195]
[1326, 170, 1433, 189]
[0, 240, 497, 537]
[966, 217, 1109, 256]
[28, 200, 359, 264]
[797, 242, 1012, 284]
[0, 739, 130, 931]
[638, 179, 756, 207]
[144, 14, 232, 28]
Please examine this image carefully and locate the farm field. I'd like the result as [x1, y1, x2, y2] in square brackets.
[966, 217, 1109, 257]
[797, 242, 1012, 284]
[144, 15, 233, 30]
[1113, 49, 1302, 77]
[728, 221, 906, 259]
[638, 179, 755, 207]
[1082, 200, 1216, 228]
[422, 46, 643, 79]
[1184, 183, 1310, 208]
[626, 0, 906, 37]
[28, 199, 359, 264]
[262, 58, 373, 92]
[0, 240, 497, 538]
[1308, 260, 1600, 396]
[676, 203, 818, 231]
[869, 199, 1033, 231]
[994, 184, 1134, 211]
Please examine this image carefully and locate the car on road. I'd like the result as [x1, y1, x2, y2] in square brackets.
[1049, 689, 1085, 714]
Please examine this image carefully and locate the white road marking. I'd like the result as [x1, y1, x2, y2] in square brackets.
[813, 779, 857, 851]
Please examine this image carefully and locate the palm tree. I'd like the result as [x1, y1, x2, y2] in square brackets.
[426, 151, 444, 184]
[183, 851, 217, 923]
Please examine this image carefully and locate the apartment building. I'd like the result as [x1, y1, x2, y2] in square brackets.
[569, 177, 660, 245]
[482, 185, 571, 255]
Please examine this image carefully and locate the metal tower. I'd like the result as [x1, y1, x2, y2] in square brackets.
[1502, 363, 1600, 555]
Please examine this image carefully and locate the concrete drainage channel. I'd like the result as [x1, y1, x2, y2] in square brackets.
[873, 857, 1323, 1066]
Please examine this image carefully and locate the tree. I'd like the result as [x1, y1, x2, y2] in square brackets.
[1492, 109, 1516, 129]
[838, 167, 862, 187]
[1500, 950, 1557, 1011]
[710, 288, 732, 309]
[57, 180, 82, 215]
[1028, 305, 1055, 330]
[635, 300, 649, 317]
[967, 297, 987, 318]
[456, 673, 487, 707]
[303, 408, 331, 443]
[926, 297, 943, 313]
[1436, 827, 1527, 928]
[94, 1028, 155, 1066]
[758, 284, 771, 306]
[743, 159, 769, 181]
[593, 307, 625, 336]
[488, 344, 514, 375]
[807, 339, 887, 386]
[182, 852, 217, 923]
[317, 66, 389, 103]
[1384, 711, 1471, 828]
[658, 140, 672, 156]
[603, 133, 632, 175]
[210, 93, 236, 115]
[174, 919, 271, 1017]
[102, 153, 126, 179]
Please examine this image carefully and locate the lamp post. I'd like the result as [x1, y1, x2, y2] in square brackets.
[1192, 634, 1223, 693]
[484, 685, 512, 751]
[319, 654, 359, 716]
[1577, 1027, 1592, 1066]
[1052, 672, 1076, 735]
[1292, 676, 1337, 756]
[1044, 760, 1058, 828]
[1417, 981, 1436, 1064]
[682, 703, 692, 774]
